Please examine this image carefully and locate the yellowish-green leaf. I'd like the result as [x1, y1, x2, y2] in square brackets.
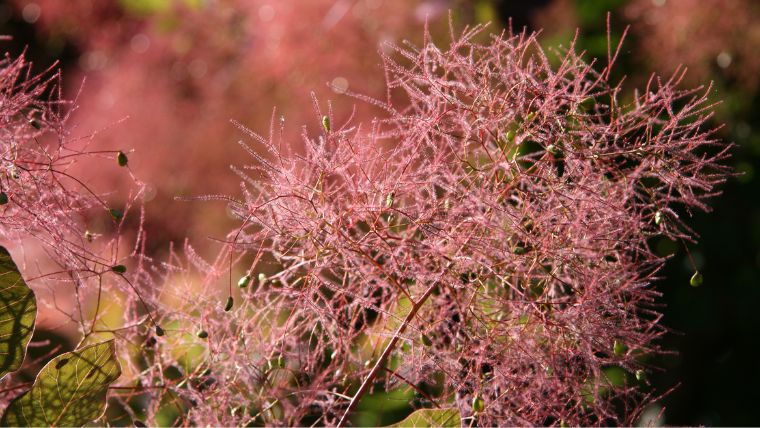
[1, 340, 122, 427]
[391, 408, 461, 427]
[0, 246, 36, 380]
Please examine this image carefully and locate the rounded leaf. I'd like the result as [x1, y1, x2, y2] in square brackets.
[1, 340, 121, 427]
[0, 246, 37, 380]
[391, 408, 461, 427]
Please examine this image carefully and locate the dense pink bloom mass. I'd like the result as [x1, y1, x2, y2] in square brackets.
[172, 26, 730, 426]
[1, 23, 731, 427]
[0, 52, 102, 270]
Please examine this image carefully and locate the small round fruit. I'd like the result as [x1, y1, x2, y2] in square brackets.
[109, 208, 124, 221]
[385, 192, 395, 208]
[613, 339, 628, 356]
[322, 115, 331, 132]
[690, 271, 703, 287]
[111, 265, 127, 274]
[238, 274, 252, 289]
[421, 334, 433, 347]
[635, 369, 646, 382]
[472, 395, 485, 412]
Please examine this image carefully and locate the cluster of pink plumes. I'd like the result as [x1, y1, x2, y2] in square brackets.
[0, 23, 730, 427]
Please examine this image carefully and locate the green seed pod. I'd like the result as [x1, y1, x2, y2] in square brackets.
[504, 130, 516, 143]
[109, 208, 123, 221]
[635, 369, 646, 382]
[0, 191, 8, 205]
[472, 395, 485, 413]
[258, 273, 267, 287]
[155, 325, 165, 336]
[28, 118, 41, 130]
[613, 339, 628, 356]
[224, 296, 234, 312]
[197, 330, 208, 339]
[268, 354, 285, 370]
[385, 192, 395, 208]
[117, 151, 128, 167]
[111, 264, 127, 274]
[526, 112, 536, 122]
[546, 144, 561, 156]
[238, 274, 252, 288]
[560, 420, 569, 428]
[322, 115, 331, 132]
[690, 271, 703, 287]
[654, 211, 663, 225]
[513, 246, 527, 255]
[421, 334, 433, 347]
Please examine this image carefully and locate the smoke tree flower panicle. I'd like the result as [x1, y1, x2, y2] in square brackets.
[162, 25, 731, 426]
[0, 51, 95, 266]
[0, 51, 155, 415]
[10, 0, 451, 241]
[0, 20, 732, 427]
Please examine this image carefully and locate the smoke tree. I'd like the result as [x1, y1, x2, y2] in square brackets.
[0, 22, 730, 427]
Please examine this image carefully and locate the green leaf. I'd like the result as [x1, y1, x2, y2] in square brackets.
[1, 340, 122, 427]
[391, 408, 461, 427]
[0, 246, 37, 380]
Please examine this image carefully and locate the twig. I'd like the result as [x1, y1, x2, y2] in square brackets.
[336, 282, 437, 427]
